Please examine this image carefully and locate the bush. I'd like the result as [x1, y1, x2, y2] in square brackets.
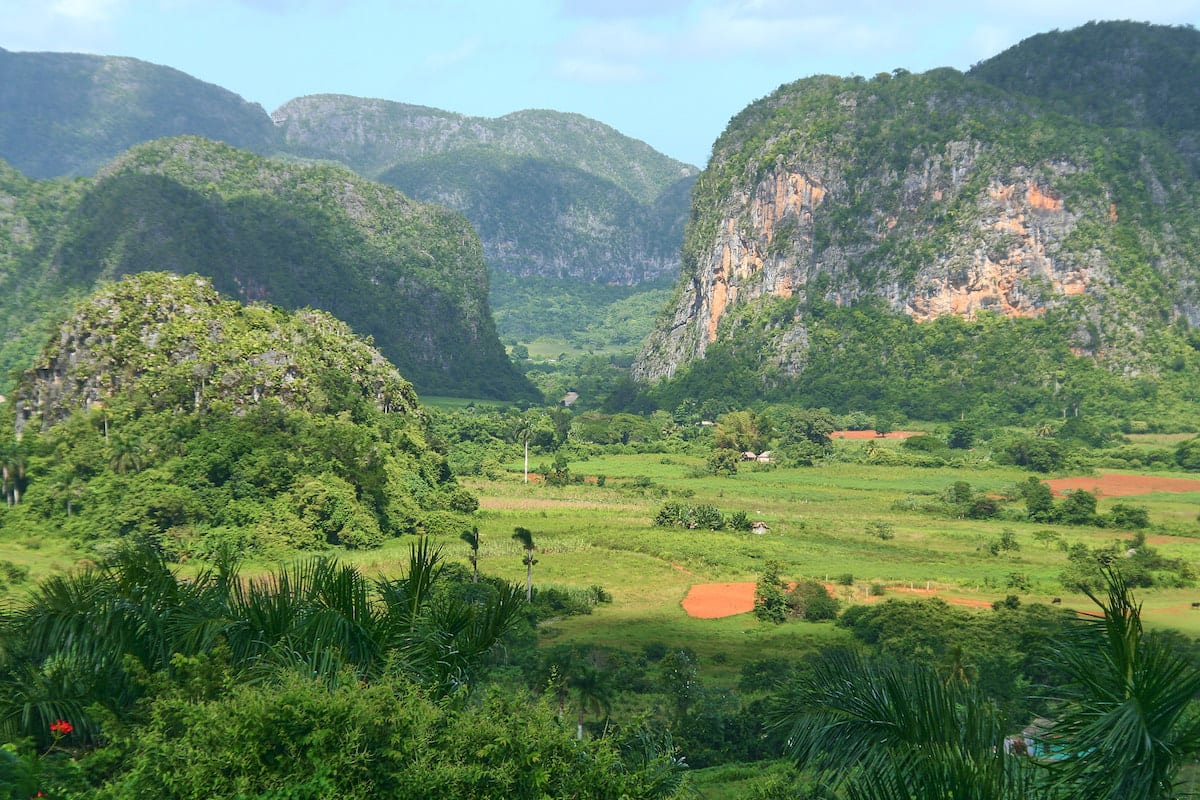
[653, 502, 726, 530]
[866, 521, 895, 540]
[1107, 503, 1150, 529]
[787, 580, 840, 621]
[707, 448, 740, 476]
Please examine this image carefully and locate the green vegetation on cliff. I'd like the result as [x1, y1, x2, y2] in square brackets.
[0, 137, 536, 400]
[637, 22, 1200, 424]
[0, 273, 477, 558]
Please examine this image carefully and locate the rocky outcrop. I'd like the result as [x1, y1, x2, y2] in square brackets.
[635, 54, 1200, 384]
[13, 273, 419, 434]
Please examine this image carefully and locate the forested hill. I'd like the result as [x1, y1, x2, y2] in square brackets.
[0, 137, 537, 400]
[0, 46, 275, 179]
[1, 271, 474, 556]
[265, 96, 699, 285]
[0, 51, 696, 286]
[272, 97, 693, 202]
[968, 21, 1200, 170]
[12, 272, 419, 434]
[635, 21, 1200, 425]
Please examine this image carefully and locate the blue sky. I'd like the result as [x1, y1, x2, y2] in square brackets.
[3, 1, 1198, 166]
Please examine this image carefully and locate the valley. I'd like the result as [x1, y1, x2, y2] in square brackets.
[1, 17, 1200, 800]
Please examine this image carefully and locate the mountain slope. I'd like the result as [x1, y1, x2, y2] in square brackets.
[0, 47, 274, 179]
[274, 95, 697, 285]
[968, 21, 1200, 170]
[635, 22, 1200, 422]
[1, 137, 536, 400]
[379, 150, 689, 283]
[12, 272, 419, 434]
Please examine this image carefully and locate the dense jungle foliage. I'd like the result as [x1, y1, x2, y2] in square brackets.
[644, 297, 1200, 429]
[0, 273, 478, 559]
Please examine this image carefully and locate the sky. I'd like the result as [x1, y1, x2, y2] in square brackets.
[3, 1, 1199, 166]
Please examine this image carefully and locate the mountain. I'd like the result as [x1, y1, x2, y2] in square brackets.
[378, 150, 689, 284]
[274, 96, 697, 285]
[0, 137, 536, 400]
[0, 46, 275, 179]
[2, 272, 468, 555]
[12, 272, 419, 435]
[968, 21, 1200, 171]
[634, 22, 1200, 423]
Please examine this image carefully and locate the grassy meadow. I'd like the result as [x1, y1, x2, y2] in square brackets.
[361, 438, 1200, 667]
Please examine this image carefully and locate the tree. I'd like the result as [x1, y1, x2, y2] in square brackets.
[564, 647, 615, 740]
[770, 648, 1043, 800]
[1058, 489, 1097, 526]
[460, 527, 480, 583]
[754, 561, 788, 624]
[1041, 567, 1200, 799]
[1021, 477, 1057, 522]
[947, 419, 976, 449]
[512, 526, 537, 602]
[513, 415, 537, 483]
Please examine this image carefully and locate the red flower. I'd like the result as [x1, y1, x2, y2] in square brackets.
[49, 719, 73, 736]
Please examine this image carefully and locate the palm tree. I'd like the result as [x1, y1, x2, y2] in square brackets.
[770, 648, 1046, 800]
[1039, 566, 1200, 800]
[512, 526, 537, 601]
[568, 648, 614, 740]
[513, 414, 540, 483]
[0, 540, 527, 740]
[461, 526, 481, 583]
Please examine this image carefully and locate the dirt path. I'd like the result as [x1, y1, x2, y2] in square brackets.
[1045, 473, 1200, 497]
[680, 581, 993, 619]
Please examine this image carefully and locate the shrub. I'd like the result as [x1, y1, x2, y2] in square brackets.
[1107, 503, 1150, 529]
[866, 521, 895, 540]
[788, 580, 840, 621]
[707, 448, 740, 476]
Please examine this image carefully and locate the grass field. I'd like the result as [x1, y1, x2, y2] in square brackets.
[3, 442, 1199, 796]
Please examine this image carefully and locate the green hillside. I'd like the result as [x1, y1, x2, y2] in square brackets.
[635, 22, 1200, 426]
[0, 272, 473, 557]
[0, 137, 536, 400]
[0, 47, 274, 178]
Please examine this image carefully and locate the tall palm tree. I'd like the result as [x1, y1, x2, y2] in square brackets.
[461, 526, 481, 583]
[568, 648, 615, 740]
[512, 526, 537, 602]
[513, 416, 536, 483]
[1040, 567, 1200, 800]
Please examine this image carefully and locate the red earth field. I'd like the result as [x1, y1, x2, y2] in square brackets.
[680, 582, 992, 619]
[1044, 473, 1200, 497]
[680, 472, 1200, 619]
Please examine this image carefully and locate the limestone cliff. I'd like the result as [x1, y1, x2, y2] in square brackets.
[635, 47, 1200, 387]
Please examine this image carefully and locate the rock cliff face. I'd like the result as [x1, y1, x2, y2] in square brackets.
[635, 37, 1200, 385]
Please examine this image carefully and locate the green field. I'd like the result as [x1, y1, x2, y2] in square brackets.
[344, 448, 1200, 649]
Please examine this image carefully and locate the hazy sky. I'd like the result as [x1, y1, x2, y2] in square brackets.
[3, 1, 1198, 166]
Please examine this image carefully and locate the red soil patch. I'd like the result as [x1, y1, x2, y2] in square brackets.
[680, 582, 993, 619]
[1044, 473, 1200, 498]
[832, 430, 920, 439]
[681, 582, 756, 619]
